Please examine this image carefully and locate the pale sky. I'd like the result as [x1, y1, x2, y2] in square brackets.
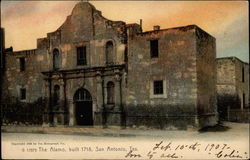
[1, 1, 249, 62]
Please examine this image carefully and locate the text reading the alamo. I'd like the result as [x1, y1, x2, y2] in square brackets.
[12, 141, 130, 153]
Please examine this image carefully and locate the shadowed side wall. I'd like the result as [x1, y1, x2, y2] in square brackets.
[235, 59, 249, 109]
[0, 28, 5, 110]
[195, 27, 217, 127]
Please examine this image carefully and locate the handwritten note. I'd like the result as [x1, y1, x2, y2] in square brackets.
[124, 141, 248, 159]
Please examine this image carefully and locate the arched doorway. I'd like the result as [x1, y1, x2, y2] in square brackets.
[74, 88, 93, 126]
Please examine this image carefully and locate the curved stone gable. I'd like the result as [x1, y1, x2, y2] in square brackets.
[53, 2, 126, 45]
[71, 2, 96, 15]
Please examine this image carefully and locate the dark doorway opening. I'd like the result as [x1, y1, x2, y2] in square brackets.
[74, 88, 93, 126]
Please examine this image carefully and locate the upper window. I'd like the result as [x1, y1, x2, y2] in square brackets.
[106, 41, 114, 65]
[20, 88, 26, 100]
[53, 49, 60, 70]
[19, 57, 25, 71]
[107, 81, 115, 104]
[153, 80, 163, 95]
[77, 46, 87, 66]
[150, 40, 159, 58]
[242, 67, 244, 82]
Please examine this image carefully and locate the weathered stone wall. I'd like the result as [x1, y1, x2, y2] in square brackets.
[196, 28, 217, 114]
[216, 57, 249, 122]
[125, 25, 199, 129]
[2, 49, 48, 103]
[234, 59, 249, 109]
[125, 25, 217, 128]
[216, 58, 236, 95]
[0, 28, 5, 72]
[1, 2, 127, 127]
[2, 2, 219, 129]
[195, 27, 217, 127]
[41, 2, 127, 71]
[0, 28, 5, 109]
[216, 57, 249, 109]
[228, 108, 249, 123]
[127, 26, 197, 106]
[40, 2, 127, 126]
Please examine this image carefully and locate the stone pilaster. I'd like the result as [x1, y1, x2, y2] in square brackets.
[96, 72, 104, 112]
[68, 99, 75, 126]
[53, 115, 58, 126]
[59, 79, 65, 106]
[43, 79, 51, 126]
[114, 70, 121, 111]
[59, 79, 65, 125]
[95, 72, 105, 126]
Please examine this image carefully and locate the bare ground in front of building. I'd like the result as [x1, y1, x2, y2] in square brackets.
[1, 121, 249, 140]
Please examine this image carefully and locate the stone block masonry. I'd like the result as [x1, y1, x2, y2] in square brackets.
[1, 2, 218, 129]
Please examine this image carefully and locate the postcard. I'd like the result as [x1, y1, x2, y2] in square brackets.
[1, 0, 249, 159]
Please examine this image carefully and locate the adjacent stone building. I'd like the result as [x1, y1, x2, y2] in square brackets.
[0, 28, 5, 111]
[216, 57, 249, 122]
[1, 2, 217, 129]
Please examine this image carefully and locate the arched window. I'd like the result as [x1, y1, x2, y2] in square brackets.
[53, 49, 60, 70]
[106, 41, 114, 65]
[74, 88, 92, 102]
[107, 81, 115, 104]
[53, 85, 60, 105]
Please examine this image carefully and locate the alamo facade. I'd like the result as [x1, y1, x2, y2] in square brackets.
[0, 2, 218, 129]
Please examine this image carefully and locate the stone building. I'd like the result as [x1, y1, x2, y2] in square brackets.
[216, 57, 249, 122]
[0, 28, 5, 109]
[1, 2, 217, 129]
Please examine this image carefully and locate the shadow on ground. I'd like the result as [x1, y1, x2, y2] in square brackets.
[198, 122, 230, 133]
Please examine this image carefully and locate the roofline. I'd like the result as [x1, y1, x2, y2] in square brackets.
[13, 49, 36, 52]
[216, 56, 249, 65]
[6, 48, 37, 55]
[140, 24, 215, 39]
[141, 25, 194, 34]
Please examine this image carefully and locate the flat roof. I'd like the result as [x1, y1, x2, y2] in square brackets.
[216, 56, 249, 65]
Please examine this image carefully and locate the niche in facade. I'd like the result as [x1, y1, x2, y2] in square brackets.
[106, 41, 114, 65]
[107, 81, 115, 104]
[53, 49, 60, 70]
[53, 85, 60, 106]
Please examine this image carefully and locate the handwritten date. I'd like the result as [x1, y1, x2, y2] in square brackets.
[124, 141, 247, 159]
